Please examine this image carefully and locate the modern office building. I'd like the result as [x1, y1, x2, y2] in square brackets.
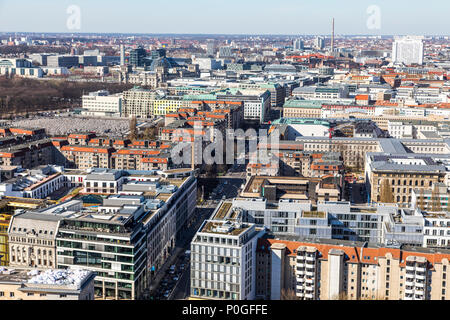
[190, 217, 265, 300]
[129, 47, 147, 68]
[0, 58, 43, 78]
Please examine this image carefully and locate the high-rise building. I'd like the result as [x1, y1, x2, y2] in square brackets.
[206, 42, 216, 56]
[392, 36, 424, 65]
[315, 37, 325, 50]
[129, 47, 147, 68]
[293, 39, 304, 51]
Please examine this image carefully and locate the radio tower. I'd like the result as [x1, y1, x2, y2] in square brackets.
[331, 17, 335, 55]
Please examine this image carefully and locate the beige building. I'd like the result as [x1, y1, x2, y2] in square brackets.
[61, 145, 114, 169]
[366, 154, 447, 206]
[257, 237, 450, 300]
[8, 211, 63, 269]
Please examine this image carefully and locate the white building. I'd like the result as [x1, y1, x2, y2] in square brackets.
[0, 58, 43, 78]
[190, 219, 264, 300]
[392, 36, 424, 65]
[82, 90, 123, 117]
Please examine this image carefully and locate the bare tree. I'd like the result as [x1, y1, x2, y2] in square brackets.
[128, 116, 137, 141]
[380, 179, 394, 203]
[280, 288, 300, 300]
[431, 184, 442, 212]
[418, 188, 426, 211]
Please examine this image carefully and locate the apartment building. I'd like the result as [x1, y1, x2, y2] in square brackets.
[0, 140, 54, 169]
[67, 133, 97, 146]
[256, 236, 450, 300]
[61, 145, 114, 169]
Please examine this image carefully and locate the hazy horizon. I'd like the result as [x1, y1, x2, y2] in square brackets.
[0, 0, 449, 36]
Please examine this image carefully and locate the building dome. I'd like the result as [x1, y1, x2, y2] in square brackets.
[150, 57, 171, 71]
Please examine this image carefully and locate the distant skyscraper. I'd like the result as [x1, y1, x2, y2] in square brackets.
[293, 39, 304, 50]
[392, 36, 424, 65]
[315, 37, 325, 50]
[120, 44, 125, 66]
[206, 42, 215, 56]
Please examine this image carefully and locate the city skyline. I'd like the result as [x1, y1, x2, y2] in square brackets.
[0, 0, 449, 35]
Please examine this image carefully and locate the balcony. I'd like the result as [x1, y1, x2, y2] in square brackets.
[297, 256, 305, 262]
[416, 266, 426, 273]
[305, 293, 314, 299]
[306, 271, 315, 277]
[405, 277, 414, 283]
[306, 256, 315, 262]
[296, 269, 305, 276]
[405, 288, 414, 295]
[415, 274, 426, 281]
[297, 278, 305, 283]
[296, 292, 305, 297]
[415, 294, 424, 300]
[406, 265, 415, 272]
[306, 278, 314, 285]
[296, 285, 304, 291]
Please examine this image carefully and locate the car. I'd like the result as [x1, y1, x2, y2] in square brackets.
[173, 276, 179, 281]
[163, 291, 170, 298]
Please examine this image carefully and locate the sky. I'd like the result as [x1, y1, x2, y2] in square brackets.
[0, 0, 449, 35]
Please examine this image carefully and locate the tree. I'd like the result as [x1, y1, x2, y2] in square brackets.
[280, 288, 300, 300]
[128, 116, 137, 141]
[418, 188, 426, 211]
[142, 127, 153, 140]
[380, 179, 394, 203]
[431, 184, 442, 212]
